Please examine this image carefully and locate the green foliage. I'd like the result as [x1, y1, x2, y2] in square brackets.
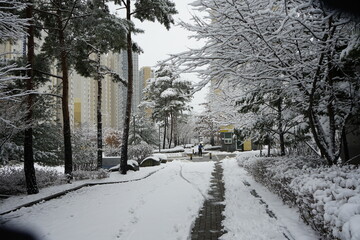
[37, 0, 128, 78]
[133, 0, 177, 30]
[0, 89, 64, 165]
[143, 64, 193, 123]
[71, 0, 128, 78]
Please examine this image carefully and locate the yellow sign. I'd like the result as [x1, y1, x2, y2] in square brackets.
[219, 125, 234, 133]
[243, 139, 252, 151]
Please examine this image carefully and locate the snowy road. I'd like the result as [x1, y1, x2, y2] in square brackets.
[1, 153, 319, 240]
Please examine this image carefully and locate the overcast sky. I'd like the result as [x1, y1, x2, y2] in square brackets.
[110, 1, 208, 113]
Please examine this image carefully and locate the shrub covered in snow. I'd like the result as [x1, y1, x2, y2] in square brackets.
[291, 165, 360, 239]
[238, 155, 360, 240]
[140, 156, 161, 167]
[0, 167, 64, 195]
[72, 126, 97, 170]
[0, 166, 110, 195]
[72, 169, 110, 180]
[128, 143, 153, 163]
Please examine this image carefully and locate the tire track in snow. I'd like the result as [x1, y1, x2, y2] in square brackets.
[242, 180, 295, 240]
[179, 164, 207, 199]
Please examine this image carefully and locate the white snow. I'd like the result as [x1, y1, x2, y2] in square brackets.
[1, 153, 322, 240]
[221, 156, 319, 240]
[1, 161, 214, 240]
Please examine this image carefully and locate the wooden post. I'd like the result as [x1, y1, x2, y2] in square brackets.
[210, 153, 212, 159]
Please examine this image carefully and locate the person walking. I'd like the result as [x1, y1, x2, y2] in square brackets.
[198, 143, 203, 157]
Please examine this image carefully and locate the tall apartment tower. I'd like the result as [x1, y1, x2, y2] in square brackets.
[71, 51, 124, 129]
[139, 66, 154, 118]
[119, 51, 140, 120]
[2, 38, 141, 131]
[139, 66, 154, 88]
[72, 50, 139, 130]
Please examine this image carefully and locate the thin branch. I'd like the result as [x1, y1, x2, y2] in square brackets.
[34, 69, 62, 79]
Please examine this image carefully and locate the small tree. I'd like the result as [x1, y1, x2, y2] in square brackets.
[129, 113, 158, 146]
[142, 64, 193, 149]
[195, 102, 220, 146]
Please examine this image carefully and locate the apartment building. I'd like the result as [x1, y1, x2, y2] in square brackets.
[2, 39, 140, 131]
[139, 66, 154, 117]
[120, 51, 140, 117]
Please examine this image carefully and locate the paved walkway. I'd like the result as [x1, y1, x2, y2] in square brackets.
[191, 156, 227, 240]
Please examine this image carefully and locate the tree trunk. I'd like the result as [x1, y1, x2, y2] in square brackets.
[96, 52, 102, 169]
[277, 97, 285, 156]
[120, 0, 133, 174]
[168, 112, 173, 148]
[327, 57, 337, 163]
[132, 115, 136, 144]
[210, 122, 215, 146]
[173, 114, 178, 146]
[341, 126, 349, 162]
[57, 10, 73, 180]
[162, 117, 167, 149]
[24, 1, 39, 195]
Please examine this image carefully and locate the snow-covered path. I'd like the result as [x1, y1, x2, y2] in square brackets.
[1, 161, 214, 240]
[221, 156, 319, 240]
[1, 153, 320, 240]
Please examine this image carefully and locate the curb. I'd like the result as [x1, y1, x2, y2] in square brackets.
[0, 167, 164, 216]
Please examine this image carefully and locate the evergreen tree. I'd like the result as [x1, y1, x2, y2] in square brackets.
[142, 64, 192, 149]
[129, 112, 158, 146]
[71, 0, 128, 169]
[113, 0, 177, 174]
[37, 0, 83, 180]
[38, 0, 128, 175]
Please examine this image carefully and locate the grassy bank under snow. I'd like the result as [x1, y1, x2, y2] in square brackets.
[237, 154, 360, 240]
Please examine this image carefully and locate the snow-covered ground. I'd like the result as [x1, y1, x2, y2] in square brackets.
[1, 161, 214, 240]
[221, 155, 319, 240]
[1, 152, 319, 240]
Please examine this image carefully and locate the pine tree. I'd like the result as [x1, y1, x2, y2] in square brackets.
[0, 0, 39, 194]
[71, 0, 128, 169]
[142, 64, 192, 149]
[114, 0, 177, 174]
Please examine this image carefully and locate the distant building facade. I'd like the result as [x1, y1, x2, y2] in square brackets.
[72, 50, 139, 129]
[2, 39, 141, 131]
[139, 66, 154, 117]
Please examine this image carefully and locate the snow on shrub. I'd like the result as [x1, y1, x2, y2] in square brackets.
[128, 143, 153, 163]
[0, 166, 64, 195]
[238, 155, 360, 240]
[152, 153, 167, 162]
[72, 169, 110, 180]
[290, 165, 360, 239]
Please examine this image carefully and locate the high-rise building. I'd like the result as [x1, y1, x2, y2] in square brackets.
[1, 39, 141, 131]
[119, 51, 140, 119]
[72, 50, 140, 130]
[139, 66, 154, 117]
[139, 66, 154, 88]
